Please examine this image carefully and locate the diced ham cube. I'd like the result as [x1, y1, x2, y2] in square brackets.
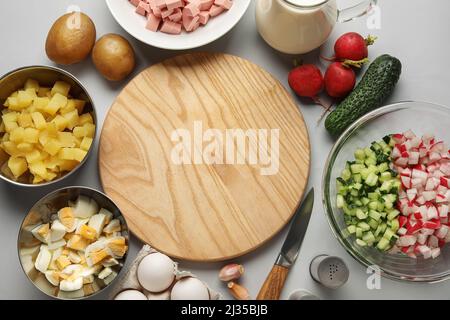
[146, 13, 161, 32]
[152, 6, 162, 17]
[129, 0, 141, 7]
[169, 8, 183, 22]
[165, 0, 184, 10]
[214, 0, 233, 10]
[199, 0, 215, 10]
[198, 11, 210, 25]
[154, 0, 167, 9]
[209, 4, 225, 17]
[160, 21, 182, 34]
[184, 1, 201, 17]
[136, 1, 150, 16]
[161, 8, 175, 18]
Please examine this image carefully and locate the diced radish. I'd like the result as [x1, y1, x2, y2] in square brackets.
[428, 235, 439, 248]
[421, 228, 435, 236]
[429, 152, 441, 162]
[398, 227, 407, 236]
[408, 152, 420, 165]
[412, 169, 428, 181]
[417, 233, 428, 245]
[436, 193, 447, 203]
[415, 195, 426, 205]
[393, 133, 405, 143]
[410, 137, 422, 148]
[430, 141, 446, 153]
[392, 147, 401, 159]
[422, 191, 437, 202]
[422, 133, 435, 144]
[401, 176, 411, 189]
[400, 168, 412, 177]
[431, 248, 441, 259]
[417, 245, 432, 259]
[438, 204, 449, 218]
[398, 235, 417, 247]
[435, 225, 449, 239]
[407, 188, 417, 202]
[395, 157, 408, 167]
[411, 178, 423, 188]
[441, 177, 450, 188]
[404, 130, 416, 140]
[399, 216, 408, 228]
[423, 219, 440, 229]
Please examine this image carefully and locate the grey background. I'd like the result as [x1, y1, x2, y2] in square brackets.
[0, 0, 449, 300]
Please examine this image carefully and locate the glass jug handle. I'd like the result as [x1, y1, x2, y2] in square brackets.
[337, 0, 378, 23]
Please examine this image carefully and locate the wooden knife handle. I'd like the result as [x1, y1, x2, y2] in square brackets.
[256, 265, 289, 300]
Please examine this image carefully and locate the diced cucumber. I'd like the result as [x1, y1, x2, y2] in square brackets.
[335, 135, 400, 251]
[356, 239, 368, 247]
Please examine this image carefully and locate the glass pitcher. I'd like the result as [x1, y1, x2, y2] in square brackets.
[256, 0, 377, 54]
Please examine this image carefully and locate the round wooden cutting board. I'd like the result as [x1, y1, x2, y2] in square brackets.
[99, 53, 310, 262]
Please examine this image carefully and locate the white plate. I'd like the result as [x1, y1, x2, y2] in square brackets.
[106, 0, 251, 50]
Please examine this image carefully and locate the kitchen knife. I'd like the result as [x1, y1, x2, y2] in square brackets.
[256, 188, 314, 300]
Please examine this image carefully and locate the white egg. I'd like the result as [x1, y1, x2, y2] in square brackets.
[114, 290, 148, 300]
[137, 253, 175, 293]
[170, 277, 210, 300]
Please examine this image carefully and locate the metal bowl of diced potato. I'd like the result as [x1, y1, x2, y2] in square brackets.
[18, 186, 130, 299]
[0, 65, 97, 187]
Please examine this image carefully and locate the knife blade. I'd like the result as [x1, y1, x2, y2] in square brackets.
[256, 188, 314, 300]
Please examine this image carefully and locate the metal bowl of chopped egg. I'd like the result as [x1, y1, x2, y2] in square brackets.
[17, 186, 130, 299]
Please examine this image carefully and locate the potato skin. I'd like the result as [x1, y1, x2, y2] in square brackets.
[92, 34, 136, 82]
[46, 12, 96, 65]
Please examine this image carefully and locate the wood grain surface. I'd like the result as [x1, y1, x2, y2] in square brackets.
[99, 53, 310, 261]
[256, 265, 289, 300]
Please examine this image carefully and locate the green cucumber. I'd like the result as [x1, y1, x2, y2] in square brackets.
[325, 55, 402, 136]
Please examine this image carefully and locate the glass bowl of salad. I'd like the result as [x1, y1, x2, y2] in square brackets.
[323, 101, 450, 282]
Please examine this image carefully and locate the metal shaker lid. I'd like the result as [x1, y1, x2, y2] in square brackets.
[313, 256, 349, 289]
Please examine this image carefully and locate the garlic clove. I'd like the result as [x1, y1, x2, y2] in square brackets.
[219, 264, 244, 282]
[227, 282, 250, 300]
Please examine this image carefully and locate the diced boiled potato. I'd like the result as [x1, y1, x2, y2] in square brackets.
[16, 143, 34, 153]
[73, 126, 87, 138]
[59, 100, 76, 115]
[58, 148, 75, 161]
[31, 112, 46, 129]
[80, 137, 93, 151]
[45, 93, 67, 116]
[26, 149, 41, 164]
[43, 139, 62, 156]
[72, 100, 86, 114]
[32, 97, 50, 111]
[17, 90, 34, 109]
[2, 141, 21, 156]
[38, 87, 51, 98]
[51, 81, 71, 97]
[18, 113, 33, 128]
[3, 120, 18, 133]
[73, 148, 87, 162]
[44, 156, 61, 171]
[84, 123, 95, 138]
[24, 79, 40, 92]
[59, 160, 78, 172]
[2, 112, 18, 123]
[8, 157, 28, 177]
[33, 175, 45, 184]
[28, 161, 47, 178]
[63, 110, 79, 130]
[51, 115, 69, 131]
[9, 127, 25, 143]
[77, 113, 93, 126]
[23, 128, 39, 143]
[0, 122, 5, 133]
[57, 132, 77, 148]
[5, 97, 20, 110]
[25, 88, 37, 99]
[45, 171, 57, 182]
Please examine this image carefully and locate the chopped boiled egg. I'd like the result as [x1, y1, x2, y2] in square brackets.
[72, 195, 98, 218]
[75, 218, 89, 234]
[47, 239, 66, 251]
[88, 248, 111, 266]
[58, 207, 76, 232]
[98, 208, 113, 224]
[83, 274, 94, 284]
[107, 237, 128, 258]
[56, 255, 71, 270]
[88, 213, 106, 237]
[50, 220, 66, 242]
[60, 277, 83, 292]
[45, 270, 60, 286]
[103, 219, 121, 234]
[102, 257, 119, 268]
[68, 251, 82, 264]
[98, 267, 113, 280]
[79, 224, 97, 240]
[66, 234, 90, 252]
[35, 245, 52, 273]
[31, 223, 50, 244]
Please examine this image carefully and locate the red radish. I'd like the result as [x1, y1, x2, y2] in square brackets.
[321, 33, 376, 67]
[323, 62, 356, 98]
[288, 64, 325, 106]
[335, 33, 376, 61]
